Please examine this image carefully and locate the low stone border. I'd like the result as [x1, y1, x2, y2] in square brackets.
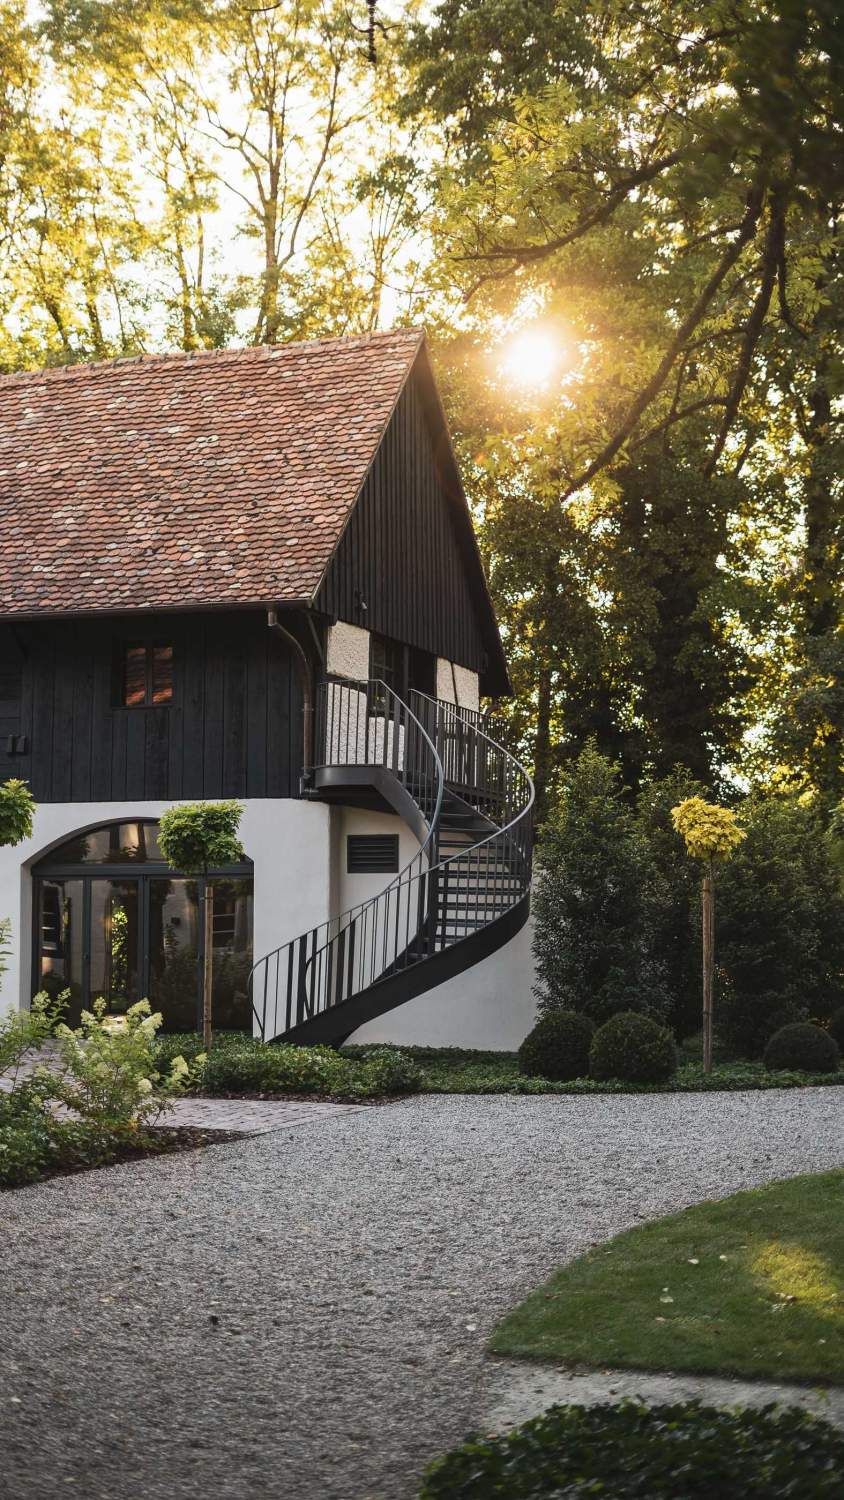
[484, 1357, 844, 1432]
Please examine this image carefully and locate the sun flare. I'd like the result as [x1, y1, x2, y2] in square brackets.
[500, 326, 563, 388]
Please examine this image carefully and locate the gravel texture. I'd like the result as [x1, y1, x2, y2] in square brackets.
[1, 1089, 843, 1500]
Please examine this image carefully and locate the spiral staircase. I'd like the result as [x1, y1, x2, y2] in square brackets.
[249, 677, 534, 1045]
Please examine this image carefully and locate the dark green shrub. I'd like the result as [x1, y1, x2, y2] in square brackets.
[180, 1037, 424, 1098]
[518, 1011, 593, 1080]
[716, 796, 844, 1056]
[635, 770, 708, 1040]
[357, 1046, 423, 1094]
[532, 745, 672, 1025]
[828, 1007, 844, 1051]
[0, 1096, 151, 1190]
[763, 1022, 840, 1074]
[201, 1040, 349, 1094]
[420, 1400, 844, 1499]
[590, 1011, 677, 1083]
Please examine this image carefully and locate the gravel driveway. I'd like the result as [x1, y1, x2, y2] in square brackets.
[2, 1089, 843, 1500]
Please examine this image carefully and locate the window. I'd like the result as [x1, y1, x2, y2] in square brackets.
[33, 819, 253, 1031]
[369, 633, 403, 711]
[119, 642, 173, 706]
[408, 647, 436, 698]
[347, 834, 399, 874]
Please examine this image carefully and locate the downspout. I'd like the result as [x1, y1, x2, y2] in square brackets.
[267, 607, 314, 786]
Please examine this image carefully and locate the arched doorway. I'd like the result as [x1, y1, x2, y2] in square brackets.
[32, 819, 253, 1031]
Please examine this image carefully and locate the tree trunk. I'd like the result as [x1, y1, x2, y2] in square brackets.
[202, 884, 214, 1049]
[701, 861, 714, 1073]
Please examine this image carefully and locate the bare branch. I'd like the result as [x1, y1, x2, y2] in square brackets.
[561, 178, 767, 501]
[458, 145, 689, 283]
[704, 188, 786, 477]
[630, 397, 729, 452]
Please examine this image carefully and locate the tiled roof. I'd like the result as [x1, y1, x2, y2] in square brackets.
[0, 328, 424, 617]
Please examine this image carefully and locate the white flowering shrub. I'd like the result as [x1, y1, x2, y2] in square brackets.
[0, 989, 60, 1091]
[42, 997, 203, 1129]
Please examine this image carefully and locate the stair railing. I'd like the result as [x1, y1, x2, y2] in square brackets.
[249, 682, 535, 1042]
[407, 692, 535, 947]
[249, 677, 444, 1040]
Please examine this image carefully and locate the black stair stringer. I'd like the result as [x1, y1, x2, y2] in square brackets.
[279, 894, 530, 1046]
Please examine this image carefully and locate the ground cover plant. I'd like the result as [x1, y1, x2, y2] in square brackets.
[420, 1400, 844, 1499]
[490, 1169, 844, 1385]
[344, 1046, 844, 1096]
[155, 1032, 423, 1099]
[153, 1036, 844, 1097]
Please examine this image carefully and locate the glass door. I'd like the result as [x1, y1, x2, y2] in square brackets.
[37, 878, 85, 1021]
[89, 879, 141, 1015]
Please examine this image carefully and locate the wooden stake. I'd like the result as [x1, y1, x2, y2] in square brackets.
[702, 860, 714, 1073]
[202, 883, 214, 1050]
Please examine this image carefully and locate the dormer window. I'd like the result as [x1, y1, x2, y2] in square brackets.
[120, 642, 173, 706]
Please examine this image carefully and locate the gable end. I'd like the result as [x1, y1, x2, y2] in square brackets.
[314, 357, 509, 696]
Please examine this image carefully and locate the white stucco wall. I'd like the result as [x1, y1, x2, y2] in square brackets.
[326, 620, 370, 681]
[2, 781, 537, 1049]
[0, 798, 332, 1016]
[330, 806, 421, 917]
[347, 905, 537, 1050]
[332, 802, 537, 1050]
[435, 658, 480, 711]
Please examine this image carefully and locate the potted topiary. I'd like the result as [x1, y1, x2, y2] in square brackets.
[0, 779, 36, 997]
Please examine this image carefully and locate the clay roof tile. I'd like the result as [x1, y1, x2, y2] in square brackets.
[0, 328, 424, 617]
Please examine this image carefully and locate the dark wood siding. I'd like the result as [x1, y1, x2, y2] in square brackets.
[5, 610, 302, 804]
[0, 625, 26, 785]
[316, 374, 489, 674]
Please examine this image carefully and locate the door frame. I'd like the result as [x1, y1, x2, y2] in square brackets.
[31, 820, 253, 1029]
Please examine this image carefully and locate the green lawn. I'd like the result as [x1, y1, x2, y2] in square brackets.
[491, 1170, 844, 1385]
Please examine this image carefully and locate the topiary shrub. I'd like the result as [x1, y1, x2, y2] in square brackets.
[589, 1011, 677, 1083]
[828, 1007, 844, 1051]
[518, 1011, 593, 1080]
[763, 1021, 840, 1074]
[420, 1399, 844, 1499]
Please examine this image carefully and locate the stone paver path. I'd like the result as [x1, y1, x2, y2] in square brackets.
[2, 1043, 364, 1133]
[164, 1095, 365, 1132]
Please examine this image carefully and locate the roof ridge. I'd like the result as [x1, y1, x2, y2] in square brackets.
[0, 326, 426, 390]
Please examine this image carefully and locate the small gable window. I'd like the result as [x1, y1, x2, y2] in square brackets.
[369, 633, 403, 709]
[120, 642, 174, 707]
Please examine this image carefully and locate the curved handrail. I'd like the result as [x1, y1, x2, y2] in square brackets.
[249, 678, 444, 1039]
[249, 681, 534, 1042]
[409, 690, 535, 926]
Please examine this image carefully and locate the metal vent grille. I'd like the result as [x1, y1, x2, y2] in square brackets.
[347, 834, 399, 874]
